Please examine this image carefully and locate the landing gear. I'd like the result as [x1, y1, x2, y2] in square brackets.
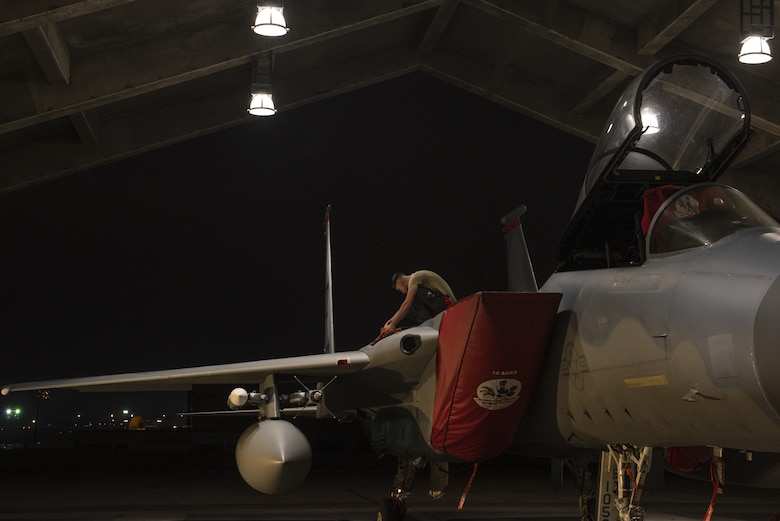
[593, 445, 653, 521]
[377, 496, 407, 521]
[377, 456, 423, 521]
[377, 456, 449, 520]
[567, 456, 599, 521]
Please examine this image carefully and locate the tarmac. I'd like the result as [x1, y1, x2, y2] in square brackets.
[1, 442, 779, 521]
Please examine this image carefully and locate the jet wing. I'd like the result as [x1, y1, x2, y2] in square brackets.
[1, 351, 370, 394]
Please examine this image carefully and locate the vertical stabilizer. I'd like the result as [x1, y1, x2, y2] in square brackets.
[324, 206, 336, 353]
[501, 205, 538, 292]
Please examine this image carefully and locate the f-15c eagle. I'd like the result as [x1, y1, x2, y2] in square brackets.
[7, 55, 780, 521]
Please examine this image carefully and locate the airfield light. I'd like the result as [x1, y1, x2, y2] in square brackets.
[739, 0, 774, 64]
[252, 3, 289, 37]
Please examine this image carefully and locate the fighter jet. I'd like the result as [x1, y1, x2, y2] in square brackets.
[4, 54, 780, 521]
[0, 204, 563, 521]
[516, 54, 780, 521]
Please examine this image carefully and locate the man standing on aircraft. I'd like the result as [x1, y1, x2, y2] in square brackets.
[384, 270, 456, 330]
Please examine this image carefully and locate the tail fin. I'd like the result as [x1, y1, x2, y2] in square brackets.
[324, 205, 336, 353]
[501, 205, 538, 292]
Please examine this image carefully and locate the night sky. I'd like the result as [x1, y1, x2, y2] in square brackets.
[0, 72, 593, 419]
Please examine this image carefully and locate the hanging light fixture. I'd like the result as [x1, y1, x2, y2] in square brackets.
[252, 3, 289, 37]
[247, 55, 277, 117]
[248, 86, 276, 116]
[739, 0, 774, 64]
[739, 36, 772, 63]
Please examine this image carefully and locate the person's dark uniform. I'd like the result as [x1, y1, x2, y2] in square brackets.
[401, 284, 451, 326]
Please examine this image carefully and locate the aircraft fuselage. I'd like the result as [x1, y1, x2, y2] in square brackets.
[539, 226, 780, 453]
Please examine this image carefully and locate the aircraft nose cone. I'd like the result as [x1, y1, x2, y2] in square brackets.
[754, 276, 780, 417]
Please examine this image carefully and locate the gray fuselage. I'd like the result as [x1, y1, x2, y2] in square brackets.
[538, 226, 780, 453]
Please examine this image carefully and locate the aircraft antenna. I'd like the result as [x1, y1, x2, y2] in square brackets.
[324, 205, 336, 353]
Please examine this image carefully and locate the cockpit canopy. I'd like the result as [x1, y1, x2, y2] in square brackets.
[646, 184, 778, 256]
[556, 56, 752, 271]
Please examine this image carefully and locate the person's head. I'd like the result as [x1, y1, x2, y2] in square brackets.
[391, 272, 410, 294]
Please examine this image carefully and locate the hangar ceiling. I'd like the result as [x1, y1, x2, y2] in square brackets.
[2, 0, 780, 211]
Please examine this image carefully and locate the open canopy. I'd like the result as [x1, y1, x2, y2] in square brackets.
[556, 56, 752, 271]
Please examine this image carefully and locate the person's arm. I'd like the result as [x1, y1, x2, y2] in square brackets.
[384, 284, 418, 330]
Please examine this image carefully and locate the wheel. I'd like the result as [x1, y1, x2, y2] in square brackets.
[377, 497, 407, 521]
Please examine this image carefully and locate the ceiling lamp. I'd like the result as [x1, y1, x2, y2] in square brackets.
[252, 3, 289, 37]
[739, 0, 774, 64]
[247, 55, 277, 117]
[248, 86, 276, 116]
[740, 36, 772, 63]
